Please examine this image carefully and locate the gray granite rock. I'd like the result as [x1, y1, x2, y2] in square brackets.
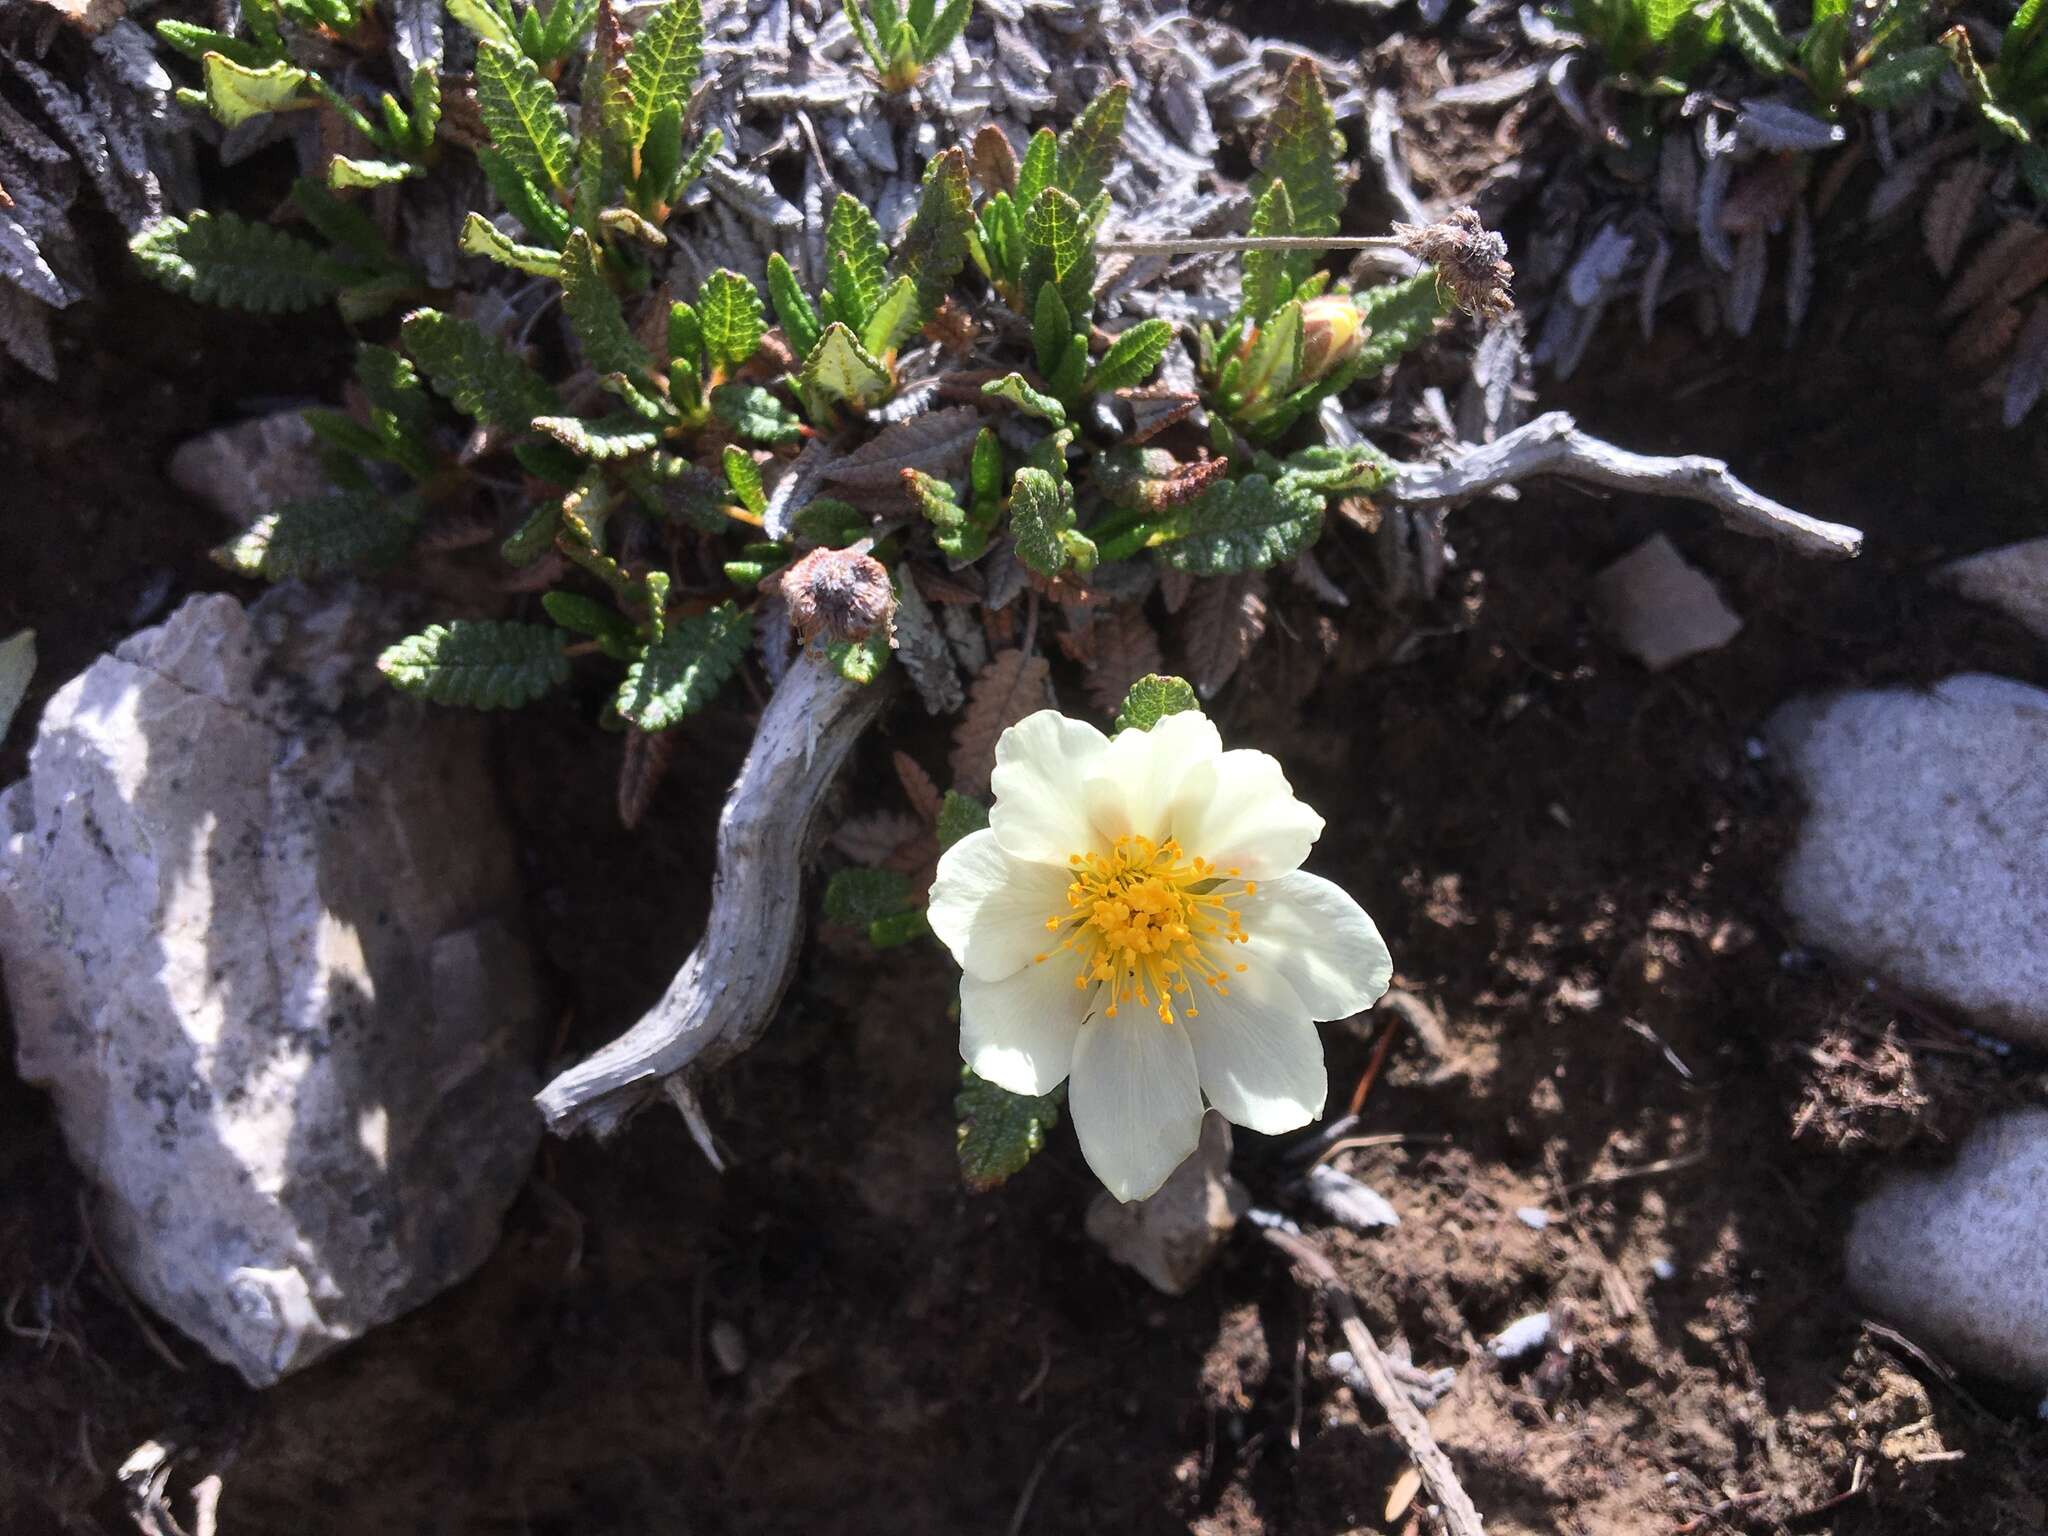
[1085, 1111, 1247, 1295]
[0, 586, 543, 1386]
[1592, 533, 1743, 671]
[1939, 537, 2048, 643]
[1847, 1109, 2048, 1388]
[1766, 675, 2048, 1047]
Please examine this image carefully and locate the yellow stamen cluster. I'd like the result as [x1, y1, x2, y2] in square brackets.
[1031, 834, 1254, 1025]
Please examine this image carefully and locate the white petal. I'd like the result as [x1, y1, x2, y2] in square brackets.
[927, 829, 1076, 981]
[989, 709, 1113, 864]
[1171, 748, 1324, 878]
[1068, 1010, 1204, 1202]
[1079, 710, 1224, 845]
[1181, 962, 1326, 1135]
[960, 960, 1092, 1096]
[1240, 871, 1394, 1021]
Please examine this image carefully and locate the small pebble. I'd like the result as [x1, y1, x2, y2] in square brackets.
[1514, 1207, 1551, 1230]
[1651, 1258, 1677, 1281]
[708, 1319, 747, 1376]
[1488, 1310, 1553, 1362]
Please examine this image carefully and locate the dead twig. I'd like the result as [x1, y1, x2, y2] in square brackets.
[1390, 411, 1863, 559]
[1259, 1225, 1488, 1536]
[1006, 1420, 1087, 1536]
[77, 1191, 184, 1373]
[1785, 1455, 1868, 1523]
[1561, 1148, 1709, 1195]
[1344, 1011, 1404, 1117]
[536, 656, 894, 1139]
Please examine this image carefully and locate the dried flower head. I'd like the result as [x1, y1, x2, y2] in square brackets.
[1395, 209, 1515, 321]
[778, 545, 896, 647]
[927, 709, 1393, 1202]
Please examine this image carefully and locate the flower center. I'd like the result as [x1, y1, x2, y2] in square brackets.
[1034, 834, 1253, 1025]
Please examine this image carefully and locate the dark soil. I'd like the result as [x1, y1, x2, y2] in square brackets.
[5, 112, 2048, 1536]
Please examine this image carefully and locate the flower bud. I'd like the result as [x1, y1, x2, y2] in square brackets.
[1296, 295, 1369, 383]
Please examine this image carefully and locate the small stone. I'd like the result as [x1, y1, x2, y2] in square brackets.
[1085, 1111, 1248, 1296]
[1591, 534, 1743, 671]
[708, 1320, 748, 1376]
[0, 586, 543, 1386]
[1938, 536, 2048, 641]
[1306, 1164, 1401, 1230]
[167, 410, 325, 525]
[1846, 1109, 2048, 1388]
[1488, 1310, 1553, 1361]
[1766, 675, 2048, 1047]
[1515, 1206, 1551, 1230]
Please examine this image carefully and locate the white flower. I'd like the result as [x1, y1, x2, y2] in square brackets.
[928, 708, 1393, 1202]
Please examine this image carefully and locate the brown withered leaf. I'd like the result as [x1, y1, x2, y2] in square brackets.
[2002, 299, 2048, 426]
[911, 566, 983, 605]
[820, 405, 983, 493]
[1941, 223, 2048, 320]
[982, 603, 1018, 650]
[1158, 568, 1195, 614]
[971, 122, 1018, 195]
[923, 296, 979, 356]
[1923, 159, 1991, 279]
[1718, 158, 1803, 234]
[949, 648, 1052, 795]
[1948, 300, 2021, 371]
[1180, 572, 1269, 698]
[617, 726, 677, 830]
[1083, 605, 1164, 717]
[831, 810, 926, 866]
[892, 750, 944, 822]
[415, 507, 502, 553]
[1117, 386, 1201, 443]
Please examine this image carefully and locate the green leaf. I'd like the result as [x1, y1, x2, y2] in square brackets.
[356, 343, 437, 453]
[971, 427, 1004, 506]
[616, 602, 751, 730]
[920, 0, 971, 59]
[1020, 186, 1093, 325]
[843, 0, 887, 71]
[892, 147, 970, 321]
[1849, 44, 1950, 106]
[1014, 126, 1058, 210]
[0, 630, 33, 746]
[1279, 441, 1394, 494]
[1054, 81, 1129, 206]
[539, 0, 599, 60]
[401, 308, 560, 432]
[1031, 279, 1072, 380]
[131, 213, 346, 313]
[1353, 271, 1452, 376]
[532, 414, 663, 459]
[479, 146, 573, 248]
[1158, 472, 1325, 575]
[797, 322, 892, 415]
[1725, 0, 1792, 74]
[935, 789, 988, 849]
[868, 909, 933, 948]
[981, 372, 1068, 426]
[711, 382, 804, 444]
[620, 0, 705, 156]
[955, 1068, 1063, 1192]
[862, 275, 922, 357]
[542, 591, 639, 657]
[446, 0, 517, 49]
[825, 193, 891, 331]
[214, 490, 418, 579]
[723, 444, 767, 515]
[155, 20, 268, 65]
[793, 496, 869, 545]
[1800, 12, 1848, 103]
[459, 211, 563, 276]
[824, 867, 916, 926]
[1241, 178, 1296, 324]
[829, 628, 891, 683]
[1252, 59, 1341, 293]
[328, 155, 418, 189]
[1239, 298, 1304, 403]
[1643, 0, 1693, 43]
[201, 53, 307, 127]
[475, 38, 575, 192]
[379, 621, 570, 709]
[699, 268, 767, 371]
[1114, 674, 1199, 734]
[766, 252, 823, 359]
[561, 230, 655, 378]
[1090, 318, 1173, 393]
[1010, 465, 1089, 576]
